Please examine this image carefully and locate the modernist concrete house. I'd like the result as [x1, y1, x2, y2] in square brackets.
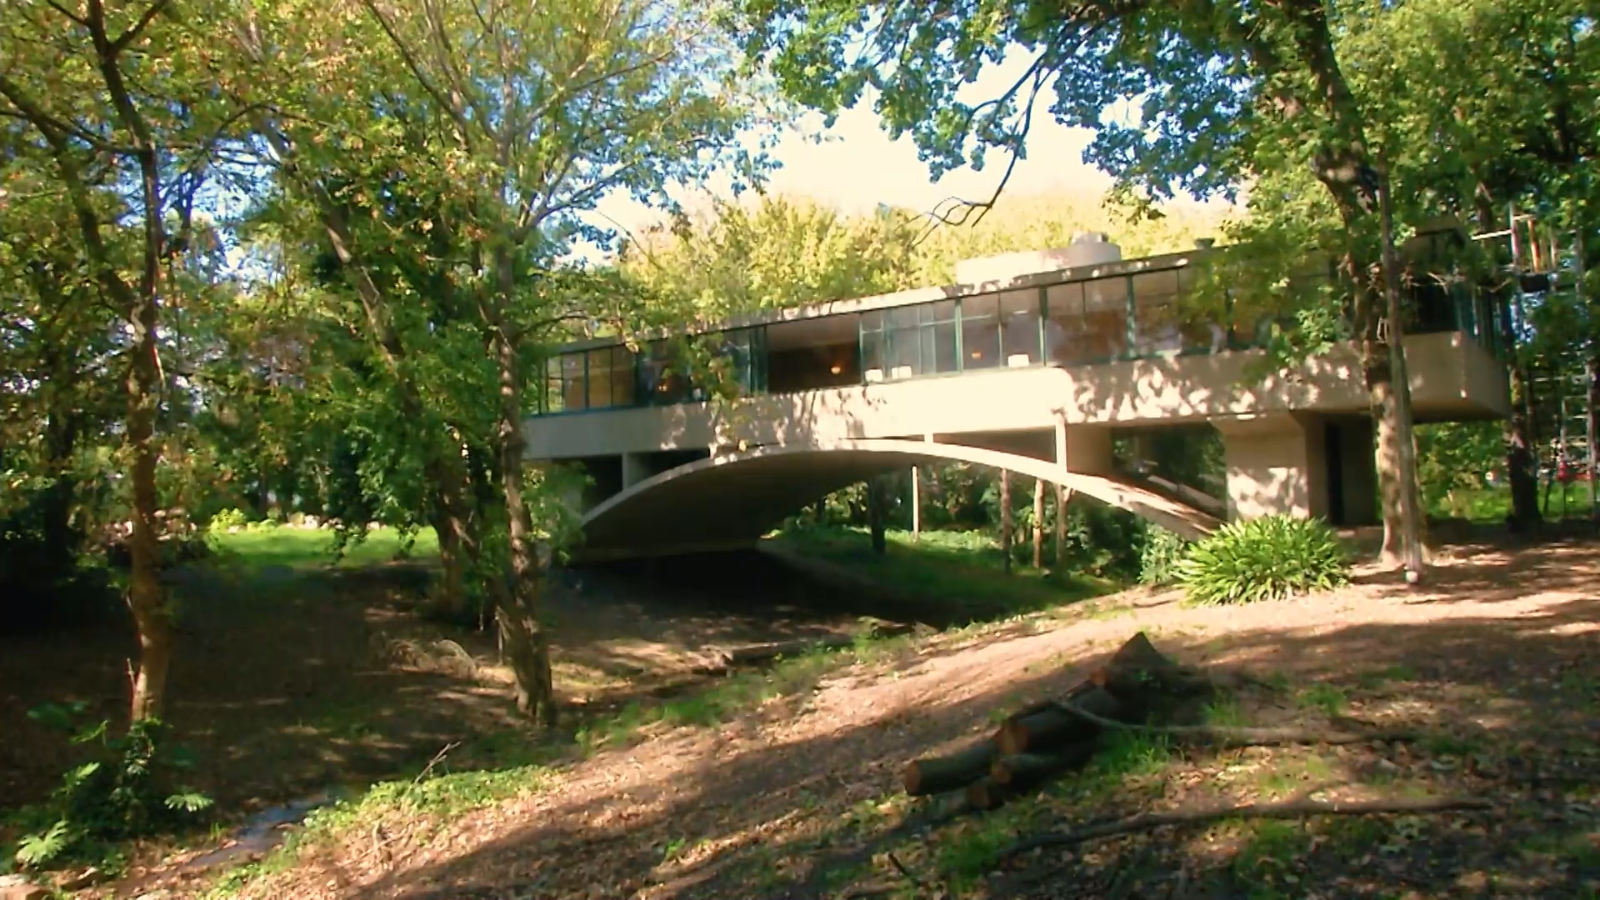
[524, 234, 1511, 561]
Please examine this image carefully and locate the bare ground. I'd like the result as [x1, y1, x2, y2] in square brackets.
[197, 536, 1600, 900]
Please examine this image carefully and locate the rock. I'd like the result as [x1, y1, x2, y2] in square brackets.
[0, 874, 50, 900]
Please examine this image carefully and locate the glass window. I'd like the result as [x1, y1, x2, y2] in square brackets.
[561, 353, 586, 411]
[544, 357, 565, 413]
[1132, 269, 1183, 356]
[961, 294, 1000, 370]
[1081, 276, 1129, 361]
[642, 341, 690, 405]
[861, 311, 887, 382]
[925, 300, 958, 374]
[1000, 289, 1041, 366]
[610, 347, 636, 407]
[586, 348, 612, 409]
[1045, 282, 1085, 366]
[886, 307, 921, 378]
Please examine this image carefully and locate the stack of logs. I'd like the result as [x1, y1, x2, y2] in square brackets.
[902, 632, 1215, 810]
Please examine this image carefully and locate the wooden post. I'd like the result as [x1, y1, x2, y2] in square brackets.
[1000, 469, 1012, 574]
[911, 465, 921, 541]
[1032, 478, 1045, 569]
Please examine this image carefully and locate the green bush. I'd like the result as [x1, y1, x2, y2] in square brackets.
[1138, 526, 1189, 585]
[208, 507, 250, 530]
[9, 706, 211, 871]
[1177, 515, 1349, 605]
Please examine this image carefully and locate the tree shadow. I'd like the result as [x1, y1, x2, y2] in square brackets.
[245, 540, 1599, 900]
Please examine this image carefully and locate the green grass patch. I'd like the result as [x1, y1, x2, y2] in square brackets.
[209, 526, 440, 570]
[772, 526, 1112, 625]
[1295, 684, 1348, 718]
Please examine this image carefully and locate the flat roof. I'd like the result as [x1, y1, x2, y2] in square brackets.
[555, 247, 1204, 354]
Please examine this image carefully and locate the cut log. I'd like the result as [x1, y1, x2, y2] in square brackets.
[966, 776, 1010, 811]
[996, 685, 1125, 755]
[991, 743, 1099, 788]
[903, 738, 998, 796]
[1102, 631, 1212, 704]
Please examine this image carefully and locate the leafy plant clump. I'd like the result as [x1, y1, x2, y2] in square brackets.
[9, 704, 212, 871]
[1177, 515, 1349, 605]
[1138, 526, 1189, 585]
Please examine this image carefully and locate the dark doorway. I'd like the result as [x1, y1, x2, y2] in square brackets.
[1325, 421, 1347, 526]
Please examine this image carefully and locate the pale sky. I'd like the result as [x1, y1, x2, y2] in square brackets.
[589, 55, 1123, 250]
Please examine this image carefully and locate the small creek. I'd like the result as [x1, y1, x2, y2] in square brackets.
[169, 785, 356, 876]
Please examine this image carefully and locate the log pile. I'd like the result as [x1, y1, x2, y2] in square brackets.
[901, 632, 1218, 810]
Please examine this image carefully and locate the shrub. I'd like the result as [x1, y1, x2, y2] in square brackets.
[1138, 526, 1189, 585]
[10, 706, 211, 871]
[1177, 515, 1349, 605]
[208, 507, 249, 530]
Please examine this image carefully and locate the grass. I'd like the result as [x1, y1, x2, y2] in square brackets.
[208, 525, 441, 570]
[772, 525, 1113, 624]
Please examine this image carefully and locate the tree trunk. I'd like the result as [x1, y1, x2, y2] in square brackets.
[999, 470, 1012, 574]
[1032, 478, 1045, 569]
[491, 303, 554, 725]
[426, 460, 477, 623]
[1055, 484, 1068, 568]
[1478, 189, 1540, 531]
[127, 294, 172, 723]
[867, 476, 887, 554]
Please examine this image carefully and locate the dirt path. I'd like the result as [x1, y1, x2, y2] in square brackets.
[232, 538, 1600, 900]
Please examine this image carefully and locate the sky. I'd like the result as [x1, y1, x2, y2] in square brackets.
[588, 56, 1124, 250]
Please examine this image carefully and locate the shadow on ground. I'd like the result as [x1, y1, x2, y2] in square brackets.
[240, 539, 1600, 900]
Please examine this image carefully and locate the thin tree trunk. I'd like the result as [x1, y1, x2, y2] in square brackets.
[1479, 188, 1540, 531]
[1000, 470, 1012, 575]
[911, 465, 921, 541]
[1055, 484, 1067, 567]
[127, 282, 172, 723]
[1377, 171, 1426, 582]
[1032, 478, 1045, 569]
[868, 476, 887, 554]
[491, 261, 553, 725]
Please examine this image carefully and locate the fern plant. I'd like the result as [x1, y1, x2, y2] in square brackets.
[1177, 515, 1350, 605]
[1138, 526, 1189, 585]
[11, 709, 212, 870]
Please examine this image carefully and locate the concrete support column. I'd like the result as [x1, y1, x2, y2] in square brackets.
[1214, 414, 1328, 521]
[1062, 425, 1114, 474]
[621, 452, 650, 489]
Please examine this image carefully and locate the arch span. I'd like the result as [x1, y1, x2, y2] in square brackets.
[576, 438, 1222, 561]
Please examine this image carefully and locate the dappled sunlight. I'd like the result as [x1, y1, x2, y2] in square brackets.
[209, 536, 1600, 900]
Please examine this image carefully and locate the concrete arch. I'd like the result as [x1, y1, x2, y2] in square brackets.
[577, 438, 1221, 561]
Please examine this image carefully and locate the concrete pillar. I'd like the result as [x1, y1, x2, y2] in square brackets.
[1062, 425, 1114, 474]
[622, 452, 649, 489]
[1214, 414, 1328, 521]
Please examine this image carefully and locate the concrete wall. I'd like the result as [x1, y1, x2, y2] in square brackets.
[1215, 414, 1325, 521]
[525, 332, 1508, 463]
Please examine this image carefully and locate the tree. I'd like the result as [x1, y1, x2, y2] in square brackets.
[730, 0, 1433, 567]
[235, 0, 767, 722]
[622, 195, 924, 315]
[0, 0, 241, 721]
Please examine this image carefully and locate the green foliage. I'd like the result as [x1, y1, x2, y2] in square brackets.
[1138, 527, 1190, 586]
[207, 508, 251, 531]
[1415, 422, 1503, 516]
[11, 710, 211, 871]
[1177, 516, 1350, 606]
